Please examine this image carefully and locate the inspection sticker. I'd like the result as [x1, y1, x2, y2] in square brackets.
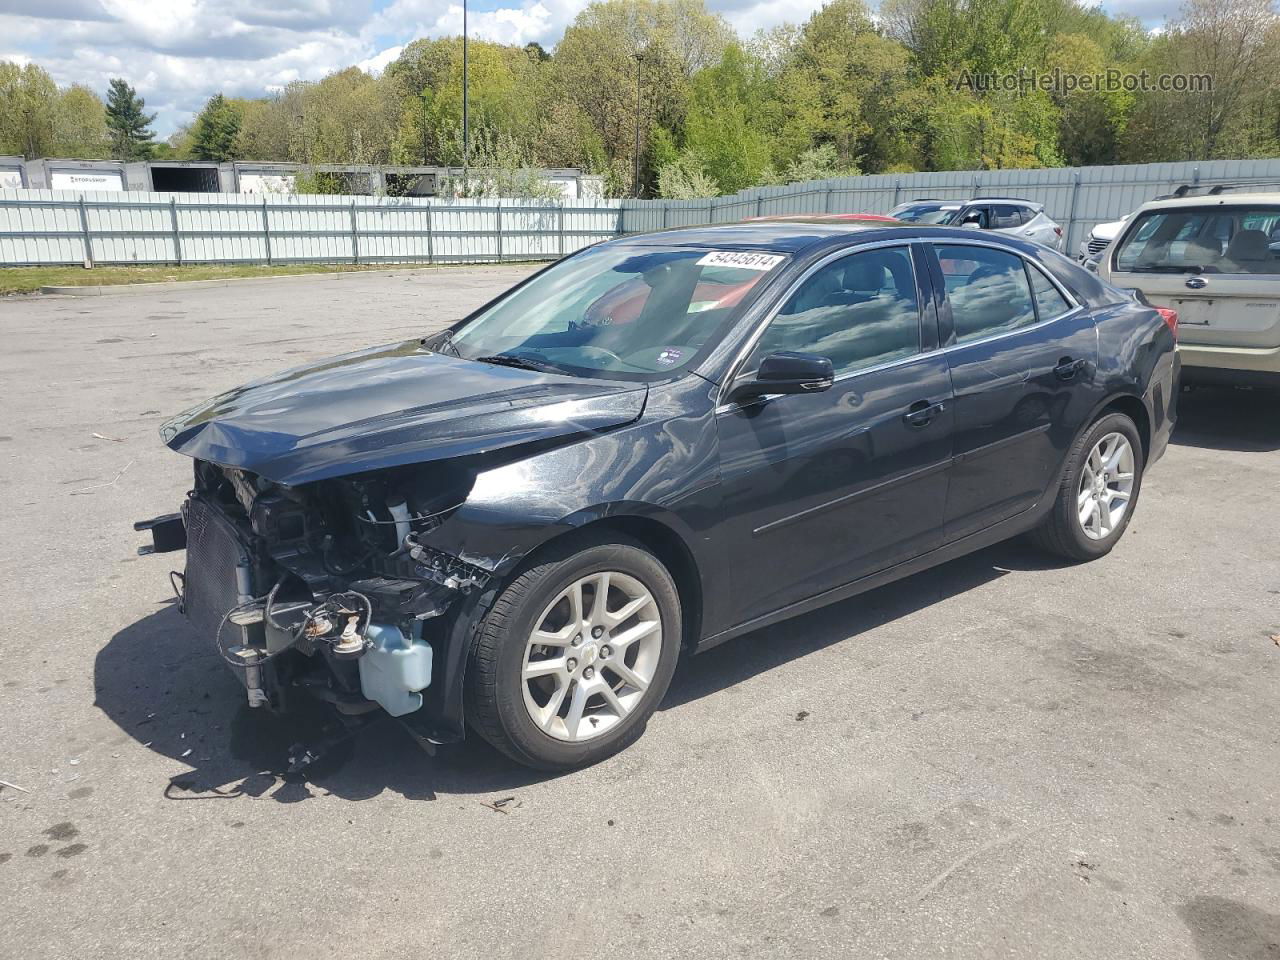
[696, 250, 786, 271]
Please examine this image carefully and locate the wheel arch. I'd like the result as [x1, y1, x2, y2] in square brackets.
[504, 512, 706, 653]
[1091, 392, 1151, 462]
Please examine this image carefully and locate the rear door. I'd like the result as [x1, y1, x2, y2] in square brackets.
[929, 241, 1099, 543]
[715, 243, 953, 624]
[1107, 204, 1280, 351]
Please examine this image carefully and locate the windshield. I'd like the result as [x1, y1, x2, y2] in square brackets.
[894, 203, 949, 223]
[1114, 206, 1280, 274]
[444, 243, 787, 379]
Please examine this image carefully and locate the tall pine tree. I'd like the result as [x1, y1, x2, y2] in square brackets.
[190, 94, 242, 161]
[104, 78, 155, 160]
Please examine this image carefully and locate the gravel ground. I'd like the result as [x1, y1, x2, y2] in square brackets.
[1, 266, 1277, 960]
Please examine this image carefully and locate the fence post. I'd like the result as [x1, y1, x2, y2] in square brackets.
[617, 204, 625, 236]
[823, 186, 833, 213]
[661, 203, 668, 229]
[169, 197, 182, 266]
[261, 198, 272, 265]
[893, 179, 901, 206]
[77, 195, 94, 268]
[425, 202, 434, 265]
[349, 200, 360, 264]
[755, 194, 763, 218]
[1065, 171, 1082, 253]
[495, 202, 503, 262]
[558, 202, 565, 257]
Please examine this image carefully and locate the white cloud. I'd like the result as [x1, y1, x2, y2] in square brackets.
[1, 0, 1185, 137]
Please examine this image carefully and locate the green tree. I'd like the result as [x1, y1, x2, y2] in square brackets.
[104, 78, 156, 160]
[0, 62, 58, 158]
[52, 84, 110, 158]
[681, 44, 774, 193]
[190, 93, 243, 160]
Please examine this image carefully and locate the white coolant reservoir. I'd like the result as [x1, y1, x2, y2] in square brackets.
[358, 622, 433, 717]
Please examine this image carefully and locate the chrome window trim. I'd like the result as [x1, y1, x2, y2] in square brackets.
[716, 239, 926, 406]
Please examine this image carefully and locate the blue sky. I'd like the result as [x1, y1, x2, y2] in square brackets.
[0, 0, 1184, 137]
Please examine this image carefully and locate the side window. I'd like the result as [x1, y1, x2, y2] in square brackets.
[990, 205, 1022, 229]
[1017, 206, 1038, 226]
[1027, 263, 1071, 319]
[935, 244, 1037, 343]
[958, 205, 989, 229]
[750, 247, 921, 377]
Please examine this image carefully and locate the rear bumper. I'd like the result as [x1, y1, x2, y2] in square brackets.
[1178, 342, 1280, 382]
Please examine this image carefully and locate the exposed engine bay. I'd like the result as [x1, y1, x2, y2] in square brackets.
[141, 456, 496, 749]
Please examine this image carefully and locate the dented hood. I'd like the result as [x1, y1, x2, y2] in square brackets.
[160, 339, 648, 485]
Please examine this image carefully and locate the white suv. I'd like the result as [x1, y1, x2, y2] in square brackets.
[1100, 192, 1280, 389]
[949, 198, 1065, 250]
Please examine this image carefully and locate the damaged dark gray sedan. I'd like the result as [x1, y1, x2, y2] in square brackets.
[139, 220, 1179, 770]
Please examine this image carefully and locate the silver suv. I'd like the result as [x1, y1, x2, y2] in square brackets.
[950, 198, 1065, 251]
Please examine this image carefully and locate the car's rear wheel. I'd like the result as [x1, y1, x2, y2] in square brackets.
[466, 536, 681, 770]
[1032, 411, 1145, 561]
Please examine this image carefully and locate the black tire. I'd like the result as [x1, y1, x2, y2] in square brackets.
[1032, 411, 1145, 562]
[466, 535, 681, 770]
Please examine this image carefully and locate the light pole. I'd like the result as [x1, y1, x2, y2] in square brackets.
[462, 0, 470, 177]
[420, 89, 429, 166]
[633, 51, 643, 198]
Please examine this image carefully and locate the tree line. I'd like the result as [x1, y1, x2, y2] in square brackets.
[2, 0, 1277, 198]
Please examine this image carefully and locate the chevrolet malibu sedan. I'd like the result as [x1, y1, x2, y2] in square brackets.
[138, 220, 1179, 770]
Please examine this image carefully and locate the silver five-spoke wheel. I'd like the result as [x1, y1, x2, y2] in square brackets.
[1077, 431, 1135, 540]
[521, 571, 663, 742]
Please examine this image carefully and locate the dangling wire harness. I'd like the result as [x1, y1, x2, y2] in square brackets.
[212, 581, 373, 670]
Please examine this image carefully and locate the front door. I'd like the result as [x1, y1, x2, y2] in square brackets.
[929, 242, 1099, 542]
[716, 244, 954, 626]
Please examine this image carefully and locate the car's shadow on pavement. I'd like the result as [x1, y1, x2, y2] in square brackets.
[97, 539, 1057, 800]
[95, 600, 552, 804]
[1171, 386, 1280, 452]
[663, 538, 1052, 709]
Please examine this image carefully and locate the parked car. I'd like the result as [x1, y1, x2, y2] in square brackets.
[1099, 192, 1280, 389]
[1079, 215, 1129, 261]
[951, 197, 1065, 250]
[138, 219, 1178, 770]
[888, 199, 962, 224]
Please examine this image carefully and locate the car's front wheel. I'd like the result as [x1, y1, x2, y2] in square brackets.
[466, 536, 681, 770]
[1032, 411, 1145, 561]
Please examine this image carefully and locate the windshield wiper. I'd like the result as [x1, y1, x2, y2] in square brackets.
[472, 353, 563, 373]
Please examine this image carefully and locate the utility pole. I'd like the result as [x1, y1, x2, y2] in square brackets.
[633, 52, 643, 198]
[420, 89, 429, 166]
[462, 0, 470, 178]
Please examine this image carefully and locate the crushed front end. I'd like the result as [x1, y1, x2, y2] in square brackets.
[137, 457, 492, 741]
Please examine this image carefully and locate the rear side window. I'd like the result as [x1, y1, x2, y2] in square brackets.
[1114, 206, 1280, 275]
[990, 205, 1023, 229]
[936, 244, 1037, 343]
[1028, 264, 1072, 318]
[751, 246, 921, 376]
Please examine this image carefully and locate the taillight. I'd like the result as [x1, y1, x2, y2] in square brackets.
[1054, 226, 1063, 236]
[1155, 306, 1178, 338]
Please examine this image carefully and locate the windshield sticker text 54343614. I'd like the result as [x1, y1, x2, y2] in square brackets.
[696, 251, 786, 271]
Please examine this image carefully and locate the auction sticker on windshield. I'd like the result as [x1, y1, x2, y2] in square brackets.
[696, 251, 786, 271]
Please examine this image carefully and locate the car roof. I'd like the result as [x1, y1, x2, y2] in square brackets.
[620, 220, 916, 254]
[615, 220, 1054, 257]
[1135, 191, 1280, 212]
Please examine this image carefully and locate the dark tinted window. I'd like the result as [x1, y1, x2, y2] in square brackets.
[751, 247, 921, 376]
[1028, 264, 1071, 318]
[936, 244, 1036, 342]
[990, 204, 1023, 229]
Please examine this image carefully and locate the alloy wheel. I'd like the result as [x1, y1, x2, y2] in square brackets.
[1077, 431, 1135, 540]
[521, 571, 663, 742]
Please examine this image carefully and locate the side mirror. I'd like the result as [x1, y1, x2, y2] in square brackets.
[960, 218, 982, 229]
[729, 352, 834, 402]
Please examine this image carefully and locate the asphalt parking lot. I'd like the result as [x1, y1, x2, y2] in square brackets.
[1, 266, 1277, 960]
